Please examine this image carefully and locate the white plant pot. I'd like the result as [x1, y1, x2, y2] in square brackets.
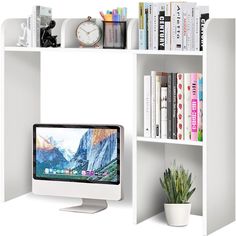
[164, 203, 191, 227]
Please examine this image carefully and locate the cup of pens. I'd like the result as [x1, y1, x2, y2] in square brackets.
[100, 8, 127, 49]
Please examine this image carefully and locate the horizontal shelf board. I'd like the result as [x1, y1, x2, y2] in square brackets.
[4, 46, 134, 53]
[137, 136, 203, 146]
[4, 47, 203, 56]
[135, 49, 203, 56]
[139, 212, 203, 236]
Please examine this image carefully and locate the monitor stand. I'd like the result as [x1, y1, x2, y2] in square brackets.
[60, 198, 108, 214]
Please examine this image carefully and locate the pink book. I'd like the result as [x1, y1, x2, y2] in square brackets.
[191, 73, 198, 141]
[177, 73, 184, 140]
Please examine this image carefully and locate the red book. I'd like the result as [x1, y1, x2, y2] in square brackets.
[191, 73, 198, 141]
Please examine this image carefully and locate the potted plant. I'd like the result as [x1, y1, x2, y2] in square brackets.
[160, 163, 196, 227]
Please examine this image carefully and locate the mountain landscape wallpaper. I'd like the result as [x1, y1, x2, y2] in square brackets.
[35, 127, 119, 183]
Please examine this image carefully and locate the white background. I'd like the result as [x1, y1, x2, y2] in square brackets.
[1, 0, 236, 236]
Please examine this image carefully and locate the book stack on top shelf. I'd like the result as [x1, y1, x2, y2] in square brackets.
[138, 2, 209, 51]
[144, 71, 203, 142]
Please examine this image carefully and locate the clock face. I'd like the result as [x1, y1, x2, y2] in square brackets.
[76, 21, 101, 46]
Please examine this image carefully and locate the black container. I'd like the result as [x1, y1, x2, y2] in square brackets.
[103, 21, 127, 49]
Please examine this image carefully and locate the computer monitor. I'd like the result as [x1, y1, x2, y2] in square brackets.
[32, 124, 123, 213]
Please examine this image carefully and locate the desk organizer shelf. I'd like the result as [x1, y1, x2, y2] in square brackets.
[1, 18, 235, 236]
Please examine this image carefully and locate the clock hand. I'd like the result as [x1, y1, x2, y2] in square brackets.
[80, 27, 89, 34]
[88, 28, 97, 34]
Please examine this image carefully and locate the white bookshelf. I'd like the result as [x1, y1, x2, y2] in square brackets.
[0, 18, 235, 236]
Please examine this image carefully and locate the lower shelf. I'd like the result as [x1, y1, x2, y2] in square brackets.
[137, 136, 203, 146]
[137, 212, 203, 236]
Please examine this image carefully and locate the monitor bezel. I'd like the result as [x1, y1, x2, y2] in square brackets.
[33, 124, 121, 185]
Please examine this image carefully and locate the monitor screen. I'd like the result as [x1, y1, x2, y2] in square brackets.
[33, 124, 120, 185]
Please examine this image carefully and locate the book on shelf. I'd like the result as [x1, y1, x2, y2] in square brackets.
[161, 87, 168, 138]
[172, 73, 177, 139]
[143, 72, 203, 142]
[151, 71, 156, 138]
[144, 75, 151, 137]
[167, 73, 172, 139]
[199, 6, 209, 51]
[198, 74, 203, 141]
[138, 2, 209, 51]
[158, 3, 165, 50]
[32, 6, 52, 47]
[155, 73, 161, 138]
[184, 73, 191, 140]
[177, 73, 184, 140]
[191, 73, 198, 141]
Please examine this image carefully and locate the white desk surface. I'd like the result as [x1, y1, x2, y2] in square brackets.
[0, 193, 234, 236]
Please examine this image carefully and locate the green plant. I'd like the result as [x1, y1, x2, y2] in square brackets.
[160, 163, 196, 204]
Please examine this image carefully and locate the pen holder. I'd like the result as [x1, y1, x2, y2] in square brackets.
[103, 21, 127, 49]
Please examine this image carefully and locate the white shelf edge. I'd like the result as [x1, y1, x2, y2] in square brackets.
[137, 136, 203, 147]
[135, 49, 203, 56]
[4, 47, 203, 56]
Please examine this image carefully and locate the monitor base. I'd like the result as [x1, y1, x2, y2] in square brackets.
[60, 198, 108, 214]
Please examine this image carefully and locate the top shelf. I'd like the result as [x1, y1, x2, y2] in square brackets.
[4, 46, 203, 56]
[2, 18, 203, 56]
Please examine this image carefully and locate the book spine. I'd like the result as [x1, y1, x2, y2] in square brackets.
[191, 5, 196, 51]
[144, 75, 151, 137]
[167, 73, 172, 139]
[184, 73, 191, 140]
[158, 3, 165, 50]
[138, 2, 145, 50]
[182, 5, 187, 51]
[153, 3, 159, 50]
[26, 16, 32, 47]
[156, 75, 161, 138]
[191, 73, 198, 141]
[200, 7, 209, 51]
[186, 3, 197, 51]
[172, 73, 177, 139]
[165, 2, 171, 51]
[177, 73, 184, 140]
[151, 71, 156, 138]
[161, 87, 168, 139]
[144, 3, 149, 49]
[36, 6, 41, 47]
[198, 74, 203, 141]
[148, 3, 153, 50]
[171, 2, 183, 50]
[170, 2, 175, 50]
[194, 7, 200, 51]
[32, 6, 37, 47]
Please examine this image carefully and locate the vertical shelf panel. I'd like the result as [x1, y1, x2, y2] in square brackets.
[204, 19, 235, 235]
[135, 142, 165, 223]
[4, 51, 40, 200]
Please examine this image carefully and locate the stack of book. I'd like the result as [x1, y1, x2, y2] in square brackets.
[144, 71, 203, 142]
[26, 6, 52, 47]
[138, 2, 209, 51]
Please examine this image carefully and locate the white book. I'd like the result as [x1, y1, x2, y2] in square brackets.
[155, 75, 161, 138]
[194, 6, 200, 51]
[144, 75, 151, 137]
[151, 71, 156, 138]
[171, 2, 183, 51]
[148, 3, 153, 50]
[152, 3, 159, 50]
[165, 2, 171, 51]
[184, 73, 191, 140]
[32, 6, 52, 47]
[161, 87, 167, 138]
[183, 3, 196, 51]
[26, 16, 32, 47]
